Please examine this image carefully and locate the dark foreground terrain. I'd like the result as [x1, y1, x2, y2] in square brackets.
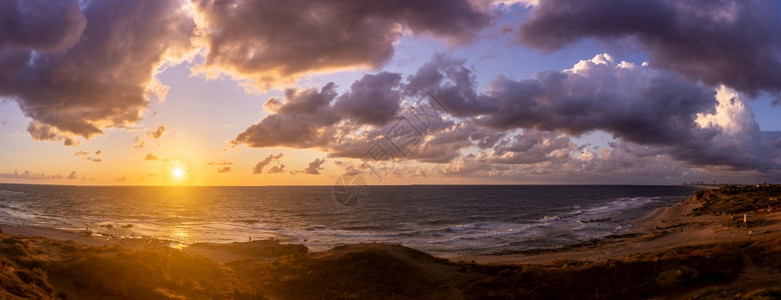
[1, 185, 780, 299]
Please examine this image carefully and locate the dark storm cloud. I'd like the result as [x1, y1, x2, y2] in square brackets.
[237, 52, 780, 173]
[2, 0, 494, 146]
[472, 55, 780, 171]
[192, 0, 492, 88]
[235, 84, 340, 148]
[234, 53, 720, 167]
[235, 70, 420, 149]
[234, 53, 506, 164]
[475, 61, 714, 147]
[334, 72, 402, 125]
[0, 0, 86, 52]
[26, 121, 78, 146]
[0, 0, 195, 140]
[518, 0, 781, 97]
[405, 54, 492, 117]
[409, 53, 716, 148]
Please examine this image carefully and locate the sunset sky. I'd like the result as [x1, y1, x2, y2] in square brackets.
[1, 0, 780, 186]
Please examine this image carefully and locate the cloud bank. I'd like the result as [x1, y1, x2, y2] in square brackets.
[517, 0, 781, 98]
[3, 0, 780, 182]
[0, 0, 195, 144]
[233, 53, 781, 180]
[0, 0, 497, 146]
[191, 0, 492, 89]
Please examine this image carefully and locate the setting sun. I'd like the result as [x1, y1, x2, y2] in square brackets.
[172, 168, 185, 179]
[1, 1, 781, 299]
[162, 160, 192, 185]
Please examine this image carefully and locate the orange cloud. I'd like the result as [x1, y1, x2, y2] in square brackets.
[148, 125, 166, 139]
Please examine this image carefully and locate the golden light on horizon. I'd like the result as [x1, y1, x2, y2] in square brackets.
[172, 167, 185, 179]
[163, 160, 193, 185]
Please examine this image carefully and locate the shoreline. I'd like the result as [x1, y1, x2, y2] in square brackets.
[2, 186, 781, 298]
[0, 197, 687, 259]
[452, 196, 781, 265]
[0, 184, 699, 258]
[4, 194, 780, 266]
[0, 223, 113, 247]
[0, 199, 691, 259]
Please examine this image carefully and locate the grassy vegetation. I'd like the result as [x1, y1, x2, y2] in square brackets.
[190, 240, 308, 257]
[692, 184, 781, 215]
[722, 216, 777, 229]
[1, 234, 780, 299]
[0, 235, 263, 299]
[1, 187, 780, 298]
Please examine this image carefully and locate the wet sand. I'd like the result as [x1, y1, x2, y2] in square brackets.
[4, 196, 781, 266]
[1, 223, 111, 247]
[453, 198, 781, 265]
[2, 192, 781, 299]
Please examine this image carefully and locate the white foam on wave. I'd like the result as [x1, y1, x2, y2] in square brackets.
[0, 185, 688, 256]
[0, 205, 38, 223]
[278, 196, 663, 254]
[410, 196, 666, 254]
[0, 190, 25, 196]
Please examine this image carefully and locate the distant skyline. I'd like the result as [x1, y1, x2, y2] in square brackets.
[1, 0, 781, 186]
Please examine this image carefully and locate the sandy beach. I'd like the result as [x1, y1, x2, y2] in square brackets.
[1, 224, 111, 247]
[455, 197, 781, 265]
[1, 186, 781, 299]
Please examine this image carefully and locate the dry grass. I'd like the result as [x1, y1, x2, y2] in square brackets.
[0, 235, 263, 299]
[2, 187, 781, 299]
[693, 185, 781, 215]
[0, 234, 780, 299]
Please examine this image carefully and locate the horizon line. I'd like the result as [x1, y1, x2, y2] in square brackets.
[0, 182, 727, 188]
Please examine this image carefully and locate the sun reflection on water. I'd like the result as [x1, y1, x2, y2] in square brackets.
[168, 225, 191, 249]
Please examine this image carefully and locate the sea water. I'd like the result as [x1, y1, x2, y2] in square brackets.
[0, 184, 697, 256]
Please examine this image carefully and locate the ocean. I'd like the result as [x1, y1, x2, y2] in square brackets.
[0, 184, 698, 257]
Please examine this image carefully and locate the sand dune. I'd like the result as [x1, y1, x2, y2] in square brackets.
[1, 186, 780, 299]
